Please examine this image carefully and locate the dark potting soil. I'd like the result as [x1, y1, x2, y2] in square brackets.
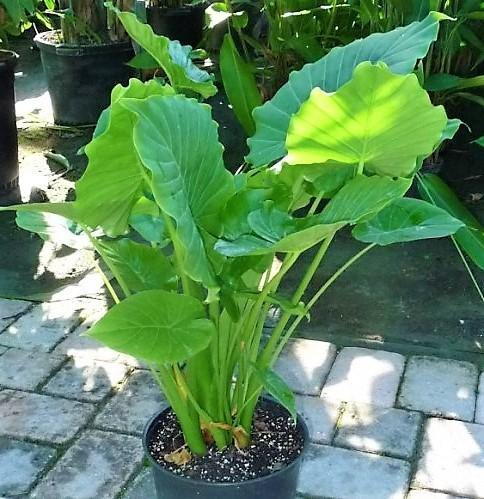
[147, 401, 305, 483]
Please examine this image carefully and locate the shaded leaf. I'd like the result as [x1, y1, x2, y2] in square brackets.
[352, 198, 464, 245]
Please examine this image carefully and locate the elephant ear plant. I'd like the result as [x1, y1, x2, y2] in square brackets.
[2, 12, 465, 498]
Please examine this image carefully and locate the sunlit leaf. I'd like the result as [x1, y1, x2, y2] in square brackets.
[286, 62, 447, 177]
[247, 11, 447, 166]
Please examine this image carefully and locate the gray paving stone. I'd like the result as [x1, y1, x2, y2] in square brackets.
[0, 298, 31, 331]
[407, 491, 466, 499]
[398, 356, 478, 421]
[0, 390, 95, 443]
[0, 300, 85, 351]
[0, 437, 56, 495]
[122, 469, 155, 499]
[320, 347, 405, 408]
[274, 339, 336, 395]
[31, 430, 144, 499]
[334, 402, 422, 459]
[413, 418, 484, 497]
[0, 348, 66, 390]
[295, 395, 341, 444]
[0, 347, 7, 356]
[297, 444, 411, 498]
[475, 373, 484, 425]
[43, 357, 128, 402]
[95, 370, 166, 435]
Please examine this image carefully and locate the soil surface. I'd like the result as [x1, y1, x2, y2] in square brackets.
[147, 400, 305, 483]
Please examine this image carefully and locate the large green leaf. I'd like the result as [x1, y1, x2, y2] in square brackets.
[220, 34, 262, 136]
[87, 290, 215, 364]
[120, 95, 235, 289]
[286, 62, 447, 177]
[418, 174, 484, 270]
[76, 82, 174, 236]
[97, 239, 177, 292]
[0, 201, 79, 221]
[247, 11, 447, 166]
[318, 175, 412, 225]
[352, 198, 464, 245]
[112, 7, 217, 98]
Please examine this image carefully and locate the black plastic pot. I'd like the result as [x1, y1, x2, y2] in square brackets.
[147, 4, 205, 47]
[0, 50, 20, 197]
[143, 400, 309, 499]
[34, 31, 133, 125]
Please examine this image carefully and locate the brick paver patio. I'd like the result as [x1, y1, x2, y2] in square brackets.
[1, 296, 483, 499]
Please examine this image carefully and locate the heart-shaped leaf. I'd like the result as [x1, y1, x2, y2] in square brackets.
[286, 62, 447, 177]
[87, 290, 215, 364]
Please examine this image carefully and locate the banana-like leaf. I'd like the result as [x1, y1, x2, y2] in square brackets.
[121, 95, 235, 289]
[87, 290, 215, 364]
[247, 11, 447, 167]
[112, 6, 217, 98]
[220, 34, 262, 136]
[418, 174, 484, 270]
[286, 62, 447, 177]
[318, 175, 412, 225]
[96, 239, 177, 292]
[76, 82, 174, 236]
[352, 198, 464, 245]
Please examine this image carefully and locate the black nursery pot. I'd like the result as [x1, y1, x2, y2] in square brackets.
[143, 400, 309, 499]
[34, 31, 133, 125]
[0, 50, 20, 196]
[147, 4, 205, 47]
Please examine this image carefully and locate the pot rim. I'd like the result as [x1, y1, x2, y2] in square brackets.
[34, 30, 132, 55]
[142, 397, 309, 488]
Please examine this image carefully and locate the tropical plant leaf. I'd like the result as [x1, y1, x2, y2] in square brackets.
[318, 175, 412, 224]
[424, 73, 484, 92]
[418, 174, 484, 270]
[253, 366, 297, 422]
[120, 95, 235, 289]
[111, 6, 217, 98]
[76, 81, 175, 236]
[87, 290, 215, 364]
[97, 239, 177, 292]
[0, 201, 79, 221]
[220, 34, 262, 136]
[15, 211, 90, 250]
[286, 62, 447, 177]
[352, 198, 464, 245]
[247, 11, 447, 166]
[128, 197, 167, 245]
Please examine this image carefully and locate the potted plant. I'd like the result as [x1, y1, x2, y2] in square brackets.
[144, 0, 206, 47]
[34, 0, 135, 125]
[2, 12, 468, 499]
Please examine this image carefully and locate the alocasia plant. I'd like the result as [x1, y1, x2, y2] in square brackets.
[2, 19, 466, 457]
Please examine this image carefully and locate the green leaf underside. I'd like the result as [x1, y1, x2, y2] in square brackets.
[114, 9, 217, 98]
[97, 239, 177, 292]
[247, 11, 446, 166]
[87, 290, 215, 364]
[418, 174, 484, 270]
[121, 95, 235, 288]
[286, 63, 447, 177]
[254, 367, 297, 422]
[0, 201, 79, 221]
[352, 198, 464, 245]
[220, 34, 262, 136]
